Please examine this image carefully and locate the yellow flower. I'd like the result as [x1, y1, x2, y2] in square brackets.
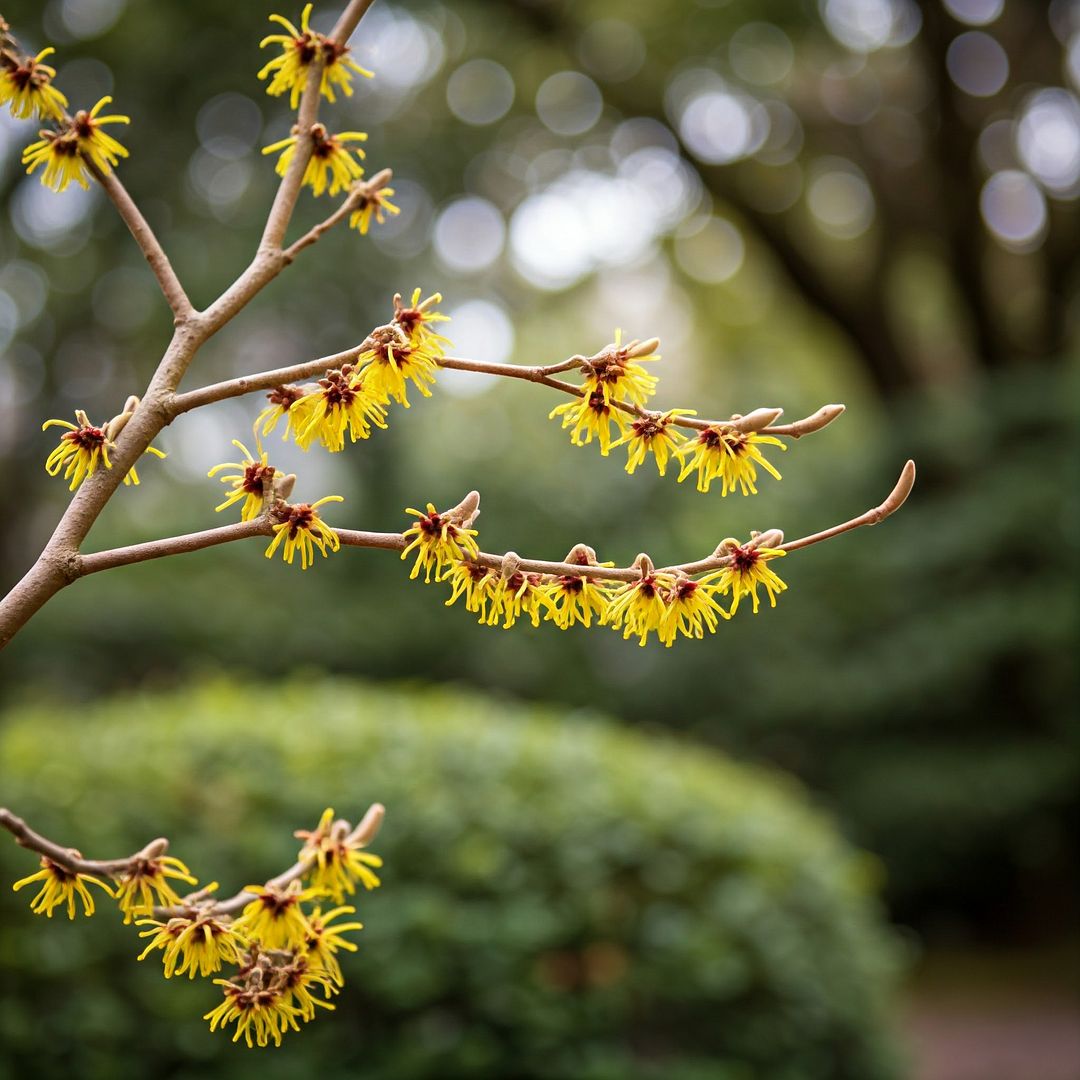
[292, 369, 388, 451]
[484, 571, 546, 629]
[1, 47, 68, 120]
[23, 96, 129, 191]
[255, 385, 307, 441]
[278, 955, 338, 1021]
[295, 808, 384, 904]
[204, 981, 301, 1048]
[258, 3, 374, 109]
[137, 911, 247, 979]
[658, 576, 729, 646]
[580, 329, 660, 406]
[114, 854, 198, 923]
[675, 426, 785, 496]
[359, 340, 440, 408]
[549, 390, 629, 456]
[208, 440, 277, 520]
[443, 561, 493, 619]
[304, 905, 364, 987]
[606, 567, 676, 647]
[349, 185, 400, 235]
[262, 123, 366, 197]
[401, 502, 480, 583]
[43, 410, 165, 491]
[611, 410, 693, 477]
[12, 856, 114, 919]
[711, 541, 788, 615]
[540, 574, 613, 630]
[393, 288, 452, 349]
[233, 884, 323, 950]
[265, 496, 343, 569]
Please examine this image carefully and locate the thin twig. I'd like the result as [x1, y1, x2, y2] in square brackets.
[1, 804, 385, 920]
[0, 808, 167, 877]
[71, 462, 915, 584]
[88, 164, 194, 322]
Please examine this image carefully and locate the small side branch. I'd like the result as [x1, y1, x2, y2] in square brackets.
[0, 807, 167, 877]
[79, 520, 271, 577]
[2, 803, 385, 921]
[88, 163, 194, 322]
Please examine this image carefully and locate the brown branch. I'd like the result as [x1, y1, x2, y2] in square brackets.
[2, 803, 385, 921]
[74, 463, 915, 585]
[780, 460, 916, 553]
[0, 808, 168, 877]
[87, 164, 194, 322]
[79, 519, 270, 576]
[282, 168, 393, 263]
[190, 804, 385, 919]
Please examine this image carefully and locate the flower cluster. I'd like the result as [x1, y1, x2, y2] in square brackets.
[258, 3, 373, 108]
[257, 6, 403, 239]
[422, 516, 789, 645]
[10, 807, 382, 1050]
[550, 331, 786, 498]
[254, 289, 449, 458]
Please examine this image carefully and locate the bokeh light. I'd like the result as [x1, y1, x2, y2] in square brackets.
[535, 71, 604, 136]
[942, 0, 1005, 26]
[446, 59, 515, 126]
[1016, 88, 1080, 197]
[946, 32, 1009, 98]
[433, 196, 506, 273]
[980, 169, 1048, 249]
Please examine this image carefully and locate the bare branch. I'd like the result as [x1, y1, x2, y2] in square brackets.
[0, 807, 168, 877]
[88, 164, 194, 322]
[781, 460, 916, 554]
[79, 520, 270, 577]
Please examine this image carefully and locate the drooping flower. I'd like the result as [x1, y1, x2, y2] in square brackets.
[265, 497, 344, 570]
[675, 425, 785, 496]
[443, 561, 493, 619]
[359, 340, 440, 408]
[658, 576, 729, 646]
[349, 184, 400, 235]
[277, 955, 338, 1021]
[1, 47, 68, 120]
[23, 96, 129, 191]
[43, 409, 165, 491]
[606, 565, 676, 647]
[292, 369, 388, 451]
[295, 808, 384, 904]
[204, 980, 301, 1048]
[12, 856, 114, 919]
[484, 571, 546, 630]
[262, 123, 366, 197]
[233, 884, 324, 950]
[611, 409, 693, 477]
[580, 329, 660, 407]
[540, 573, 613, 630]
[137, 911, 248, 979]
[549, 389, 629, 457]
[392, 288, 451, 350]
[114, 854, 198, 923]
[256, 385, 307, 441]
[208, 440, 277, 520]
[304, 905, 364, 986]
[401, 502, 479, 583]
[258, 3, 374, 109]
[711, 541, 788, 615]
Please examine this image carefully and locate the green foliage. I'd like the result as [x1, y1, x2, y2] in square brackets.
[0, 679, 904, 1079]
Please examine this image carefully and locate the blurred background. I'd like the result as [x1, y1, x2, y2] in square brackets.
[0, 0, 1077, 1077]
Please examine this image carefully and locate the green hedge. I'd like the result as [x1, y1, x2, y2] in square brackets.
[0, 680, 904, 1079]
